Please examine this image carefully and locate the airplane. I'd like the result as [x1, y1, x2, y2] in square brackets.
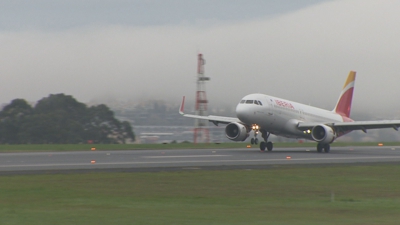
[179, 71, 400, 152]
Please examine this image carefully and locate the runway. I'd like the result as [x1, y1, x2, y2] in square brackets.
[1, 146, 400, 174]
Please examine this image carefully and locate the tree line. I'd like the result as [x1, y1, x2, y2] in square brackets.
[0, 94, 135, 144]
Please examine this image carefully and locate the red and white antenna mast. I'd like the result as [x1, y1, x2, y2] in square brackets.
[193, 53, 210, 143]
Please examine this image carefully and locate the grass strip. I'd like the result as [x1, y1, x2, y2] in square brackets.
[0, 164, 399, 225]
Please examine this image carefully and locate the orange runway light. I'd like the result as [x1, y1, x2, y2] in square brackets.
[286, 156, 291, 159]
[91, 147, 96, 151]
[378, 143, 384, 146]
[91, 160, 96, 164]
[246, 145, 251, 148]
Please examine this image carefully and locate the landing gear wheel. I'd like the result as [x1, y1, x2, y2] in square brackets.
[251, 138, 255, 145]
[317, 143, 323, 153]
[324, 144, 330, 153]
[254, 138, 259, 145]
[259, 130, 271, 152]
[266, 142, 273, 151]
[260, 142, 266, 151]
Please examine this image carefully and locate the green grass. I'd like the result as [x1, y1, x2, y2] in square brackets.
[0, 142, 398, 152]
[0, 165, 400, 224]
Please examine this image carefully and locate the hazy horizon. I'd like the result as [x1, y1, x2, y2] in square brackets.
[1, 0, 400, 119]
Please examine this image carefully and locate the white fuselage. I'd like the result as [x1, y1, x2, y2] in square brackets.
[236, 93, 346, 140]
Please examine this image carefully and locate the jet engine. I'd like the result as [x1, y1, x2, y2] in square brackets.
[225, 122, 250, 141]
[311, 124, 336, 144]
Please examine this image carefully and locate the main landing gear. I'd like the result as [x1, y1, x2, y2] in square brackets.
[259, 131, 273, 152]
[317, 143, 330, 153]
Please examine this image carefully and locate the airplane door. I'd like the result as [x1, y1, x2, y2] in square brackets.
[266, 99, 275, 127]
[266, 100, 274, 116]
[299, 109, 306, 121]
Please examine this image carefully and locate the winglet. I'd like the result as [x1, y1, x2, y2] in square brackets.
[179, 96, 185, 115]
[333, 71, 356, 117]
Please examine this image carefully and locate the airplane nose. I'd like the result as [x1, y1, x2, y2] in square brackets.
[236, 104, 249, 123]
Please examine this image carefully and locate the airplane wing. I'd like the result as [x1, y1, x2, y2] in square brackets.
[297, 120, 400, 133]
[179, 96, 240, 125]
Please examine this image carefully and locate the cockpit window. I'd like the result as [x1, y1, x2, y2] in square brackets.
[241, 99, 263, 105]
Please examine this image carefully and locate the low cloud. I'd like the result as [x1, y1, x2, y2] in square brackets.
[0, 0, 399, 118]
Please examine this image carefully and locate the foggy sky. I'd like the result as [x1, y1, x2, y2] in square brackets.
[1, 0, 400, 118]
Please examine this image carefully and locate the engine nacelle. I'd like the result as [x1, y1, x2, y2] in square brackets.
[311, 124, 336, 144]
[225, 122, 250, 141]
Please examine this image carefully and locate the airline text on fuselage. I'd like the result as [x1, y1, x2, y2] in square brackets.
[275, 99, 295, 109]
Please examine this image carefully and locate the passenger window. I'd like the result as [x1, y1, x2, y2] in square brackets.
[245, 100, 254, 104]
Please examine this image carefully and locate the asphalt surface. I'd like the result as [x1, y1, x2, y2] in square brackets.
[1, 146, 400, 174]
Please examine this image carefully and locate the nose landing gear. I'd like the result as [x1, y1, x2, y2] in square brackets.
[250, 124, 260, 145]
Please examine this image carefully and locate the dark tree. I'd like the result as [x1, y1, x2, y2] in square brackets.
[0, 94, 135, 144]
[0, 99, 33, 144]
[85, 104, 135, 144]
